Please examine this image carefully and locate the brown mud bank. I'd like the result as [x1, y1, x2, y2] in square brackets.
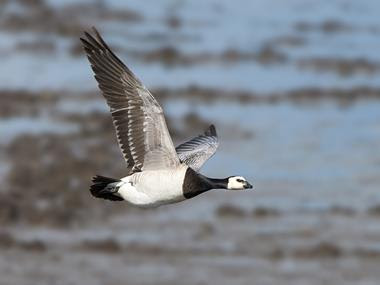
[155, 85, 380, 105]
[0, 0, 141, 38]
[2, 86, 379, 123]
[133, 45, 287, 66]
[298, 58, 380, 76]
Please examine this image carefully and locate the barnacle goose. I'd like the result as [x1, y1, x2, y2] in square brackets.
[81, 28, 253, 208]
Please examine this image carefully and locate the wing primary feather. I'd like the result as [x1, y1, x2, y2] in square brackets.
[175, 124, 219, 171]
[81, 28, 180, 172]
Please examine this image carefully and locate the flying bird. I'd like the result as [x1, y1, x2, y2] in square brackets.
[80, 28, 253, 208]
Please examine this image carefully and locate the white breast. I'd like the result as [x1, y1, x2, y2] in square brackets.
[117, 165, 188, 207]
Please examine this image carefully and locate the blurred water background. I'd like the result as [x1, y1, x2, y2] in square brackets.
[0, 0, 380, 284]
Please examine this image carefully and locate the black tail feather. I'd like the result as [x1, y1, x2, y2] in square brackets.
[90, 175, 123, 201]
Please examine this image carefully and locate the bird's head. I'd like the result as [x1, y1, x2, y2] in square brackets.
[227, 176, 253, 190]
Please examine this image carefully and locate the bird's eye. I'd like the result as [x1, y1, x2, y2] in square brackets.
[236, 179, 243, 183]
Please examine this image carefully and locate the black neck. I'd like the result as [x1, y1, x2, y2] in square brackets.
[182, 168, 228, 199]
[205, 177, 229, 189]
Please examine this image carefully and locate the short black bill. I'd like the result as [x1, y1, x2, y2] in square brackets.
[244, 182, 253, 189]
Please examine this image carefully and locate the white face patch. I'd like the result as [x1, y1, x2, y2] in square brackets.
[227, 176, 248, 190]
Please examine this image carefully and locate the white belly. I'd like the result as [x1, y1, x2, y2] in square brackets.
[117, 165, 188, 207]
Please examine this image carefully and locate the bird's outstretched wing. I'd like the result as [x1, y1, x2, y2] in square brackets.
[81, 28, 180, 172]
[176, 125, 219, 171]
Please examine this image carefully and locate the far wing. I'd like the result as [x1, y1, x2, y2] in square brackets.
[176, 125, 219, 171]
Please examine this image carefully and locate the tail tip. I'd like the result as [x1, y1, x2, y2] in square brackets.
[90, 175, 123, 201]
